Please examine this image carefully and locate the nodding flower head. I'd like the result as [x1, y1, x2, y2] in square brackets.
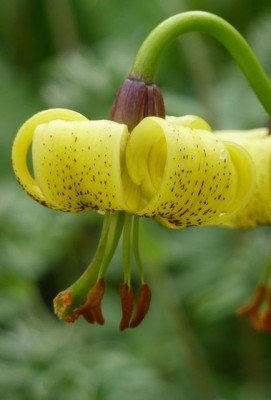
[12, 109, 254, 225]
[12, 103, 255, 329]
[12, 9, 271, 330]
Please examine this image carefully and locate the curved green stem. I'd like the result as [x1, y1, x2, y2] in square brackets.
[130, 11, 271, 116]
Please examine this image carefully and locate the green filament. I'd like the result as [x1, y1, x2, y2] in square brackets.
[132, 216, 145, 284]
[122, 213, 133, 285]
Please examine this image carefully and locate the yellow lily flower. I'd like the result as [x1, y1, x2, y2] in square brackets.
[216, 127, 271, 228]
[12, 110, 254, 227]
[10, 9, 271, 331]
[12, 108, 255, 329]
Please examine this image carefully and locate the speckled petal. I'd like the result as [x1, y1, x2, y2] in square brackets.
[216, 128, 271, 227]
[126, 116, 200, 218]
[166, 115, 212, 131]
[12, 109, 88, 210]
[126, 116, 255, 228]
[167, 116, 256, 224]
[215, 141, 255, 224]
[12, 109, 129, 212]
[33, 120, 129, 212]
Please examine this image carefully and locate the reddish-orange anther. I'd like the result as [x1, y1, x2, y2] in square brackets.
[129, 284, 152, 328]
[237, 284, 271, 332]
[119, 283, 135, 331]
[73, 278, 106, 324]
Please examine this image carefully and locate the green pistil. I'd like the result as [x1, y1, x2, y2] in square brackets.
[98, 211, 125, 279]
[130, 11, 271, 116]
[54, 211, 125, 320]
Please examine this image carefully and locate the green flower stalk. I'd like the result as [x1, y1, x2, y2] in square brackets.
[11, 11, 271, 330]
[130, 11, 271, 115]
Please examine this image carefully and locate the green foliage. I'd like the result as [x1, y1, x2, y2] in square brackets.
[1, 1, 271, 399]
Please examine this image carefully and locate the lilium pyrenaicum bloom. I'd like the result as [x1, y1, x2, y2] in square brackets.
[12, 9, 271, 329]
[12, 109, 255, 227]
[12, 108, 256, 329]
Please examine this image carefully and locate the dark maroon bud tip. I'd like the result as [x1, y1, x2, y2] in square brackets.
[110, 78, 165, 131]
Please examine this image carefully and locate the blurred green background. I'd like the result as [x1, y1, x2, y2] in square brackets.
[1, 0, 271, 399]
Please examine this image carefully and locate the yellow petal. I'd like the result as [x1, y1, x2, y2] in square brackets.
[210, 140, 255, 224]
[166, 115, 212, 131]
[12, 108, 88, 210]
[216, 128, 271, 227]
[33, 120, 129, 212]
[126, 117, 200, 219]
[12, 109, 129, 212]
[125, 117, 169, 209]
[126, 116, 255, 228]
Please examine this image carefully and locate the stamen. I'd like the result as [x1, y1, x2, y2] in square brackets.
[74, 278, 106, 322]
[259, 309, 271, 331]
[119, 215, 152, 329]
[237, 258, 271, 331]
[237, 284, 271, 331]
[129, 283, 152, 328]
[237, 284, 266, 318]
[53, 208, 151, 328]
[257, 287, 271, 331]
[98, 212, 125, 279]
[133, 216, 145, 283]
[83, 302, 105, 325]
[122, 213, 133, 285]
[119, 283, 135, 331]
